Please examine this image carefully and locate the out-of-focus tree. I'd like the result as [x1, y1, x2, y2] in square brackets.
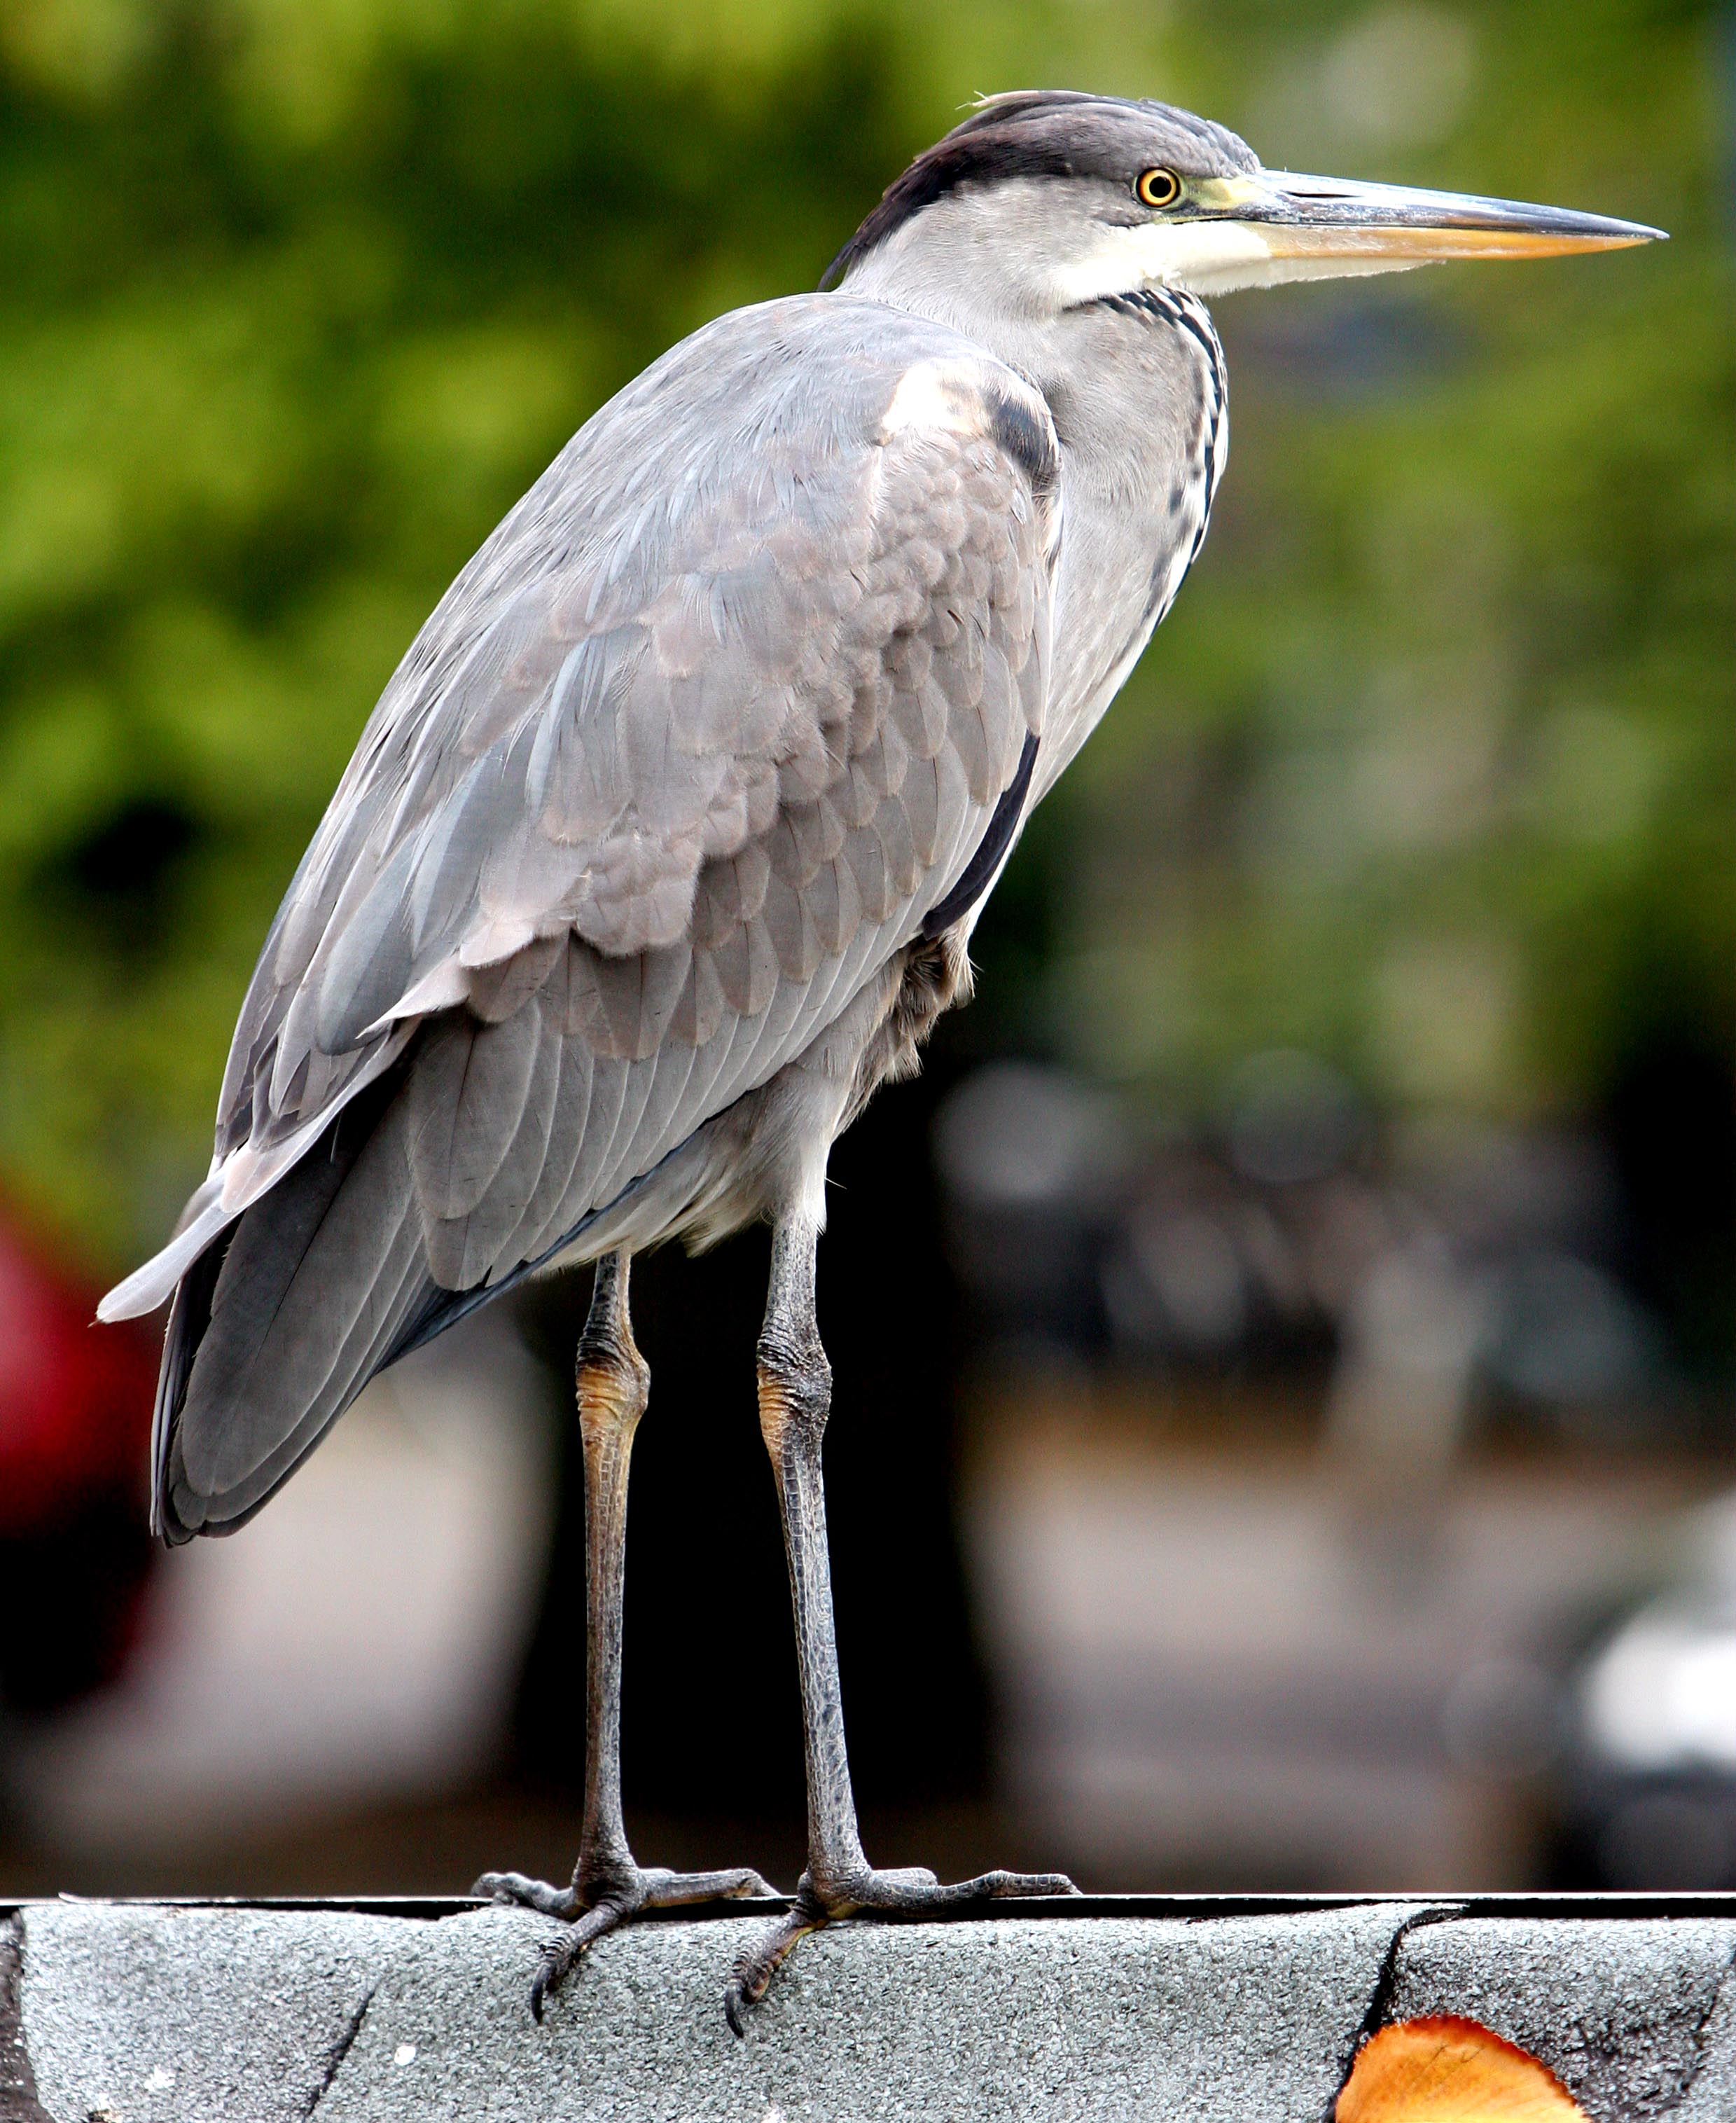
[0, 0, 1724, 1273]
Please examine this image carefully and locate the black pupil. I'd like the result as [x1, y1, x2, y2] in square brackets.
[1144, 170, 1176, 205]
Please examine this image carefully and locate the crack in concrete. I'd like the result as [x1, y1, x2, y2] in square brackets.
[0, 1915, 53, 2123]
[1669, 1936, 1736, 2113]
[302, 1982, 376, 2119]
[1317, 1902, 1466, 2123]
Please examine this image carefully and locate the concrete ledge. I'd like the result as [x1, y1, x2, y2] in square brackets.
[4, 1896, 1735, 2120]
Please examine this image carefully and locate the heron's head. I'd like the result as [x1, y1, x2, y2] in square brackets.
[828, 90, 1662, 312]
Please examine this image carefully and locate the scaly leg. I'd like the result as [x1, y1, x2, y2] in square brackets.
[723, 1217, 1075, 2033]
[476, 1250, 773, 2018]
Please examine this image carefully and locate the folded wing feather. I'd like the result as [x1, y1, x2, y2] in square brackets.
[106, 296, 1058, 1538]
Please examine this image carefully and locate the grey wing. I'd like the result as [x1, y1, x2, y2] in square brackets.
[107, 298, 1057, 1538]
[106, 304, 1056, 1322]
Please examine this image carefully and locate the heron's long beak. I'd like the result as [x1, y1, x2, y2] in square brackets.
[1167, 170, 1663, 293]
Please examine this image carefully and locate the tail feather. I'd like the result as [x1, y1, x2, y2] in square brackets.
[149, 1236, 229, 1542]
[144, 983, 694, 1542]
[154, 1069, 433, 1542]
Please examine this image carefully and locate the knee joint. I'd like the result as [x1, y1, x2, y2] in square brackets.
[576, 1331, 649, 1439]
[756, 1333, 831, 1458]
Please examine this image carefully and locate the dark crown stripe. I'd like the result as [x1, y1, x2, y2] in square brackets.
[822, 92, 1256, 289]
[824, 132, 1084, 289]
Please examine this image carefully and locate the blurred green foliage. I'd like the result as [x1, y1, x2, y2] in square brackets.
[0, 0, 1725, 1266]
[1046, 5, 1731, 1133]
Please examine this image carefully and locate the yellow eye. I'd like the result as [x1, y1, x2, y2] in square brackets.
[1136, 167, 1182, 209]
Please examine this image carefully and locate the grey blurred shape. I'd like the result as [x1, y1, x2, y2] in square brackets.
[1485, 1251, 1658, 1411]
[1225, 1049, 1364, 1187]
[933, 1063, 1127, 1215]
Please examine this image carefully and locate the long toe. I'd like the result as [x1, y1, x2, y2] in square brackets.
[842, 1863, 1081, 1914]
[722, 1861, 1080, 2030]
[641, 1864, 778, 1907]
[973, 1867, 1081, 1901]
[473, 1870, 581, 1918]
[851, 1865, 938, 1893]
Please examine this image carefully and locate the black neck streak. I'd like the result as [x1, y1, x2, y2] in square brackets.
[1097, 286, 1226, 568]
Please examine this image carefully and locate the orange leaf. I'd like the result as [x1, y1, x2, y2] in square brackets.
[1335, 2016, 1589, 2122]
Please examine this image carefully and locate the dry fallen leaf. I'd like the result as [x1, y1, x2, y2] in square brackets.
[1335, 2016, 1589, 2122]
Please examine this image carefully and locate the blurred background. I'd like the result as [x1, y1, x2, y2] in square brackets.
[0, 0, 1730, 1902]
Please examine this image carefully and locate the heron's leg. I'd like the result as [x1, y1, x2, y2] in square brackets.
[723, 1217, 1076, 2034]
[475, 1250, 773, 2019]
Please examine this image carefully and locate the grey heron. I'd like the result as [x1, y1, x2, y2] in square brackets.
[100, 90, 1659, 2024]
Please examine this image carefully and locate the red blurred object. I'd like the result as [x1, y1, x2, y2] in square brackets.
[0, 1210, 156, 1533]
[0, 1207, 159, 1710]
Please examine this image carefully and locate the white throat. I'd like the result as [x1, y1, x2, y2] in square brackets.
[1049, 218, 1425, 302]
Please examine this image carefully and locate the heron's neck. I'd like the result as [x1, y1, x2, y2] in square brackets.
[842, 244, 1219, 515]
[845, 259, 1228, 786]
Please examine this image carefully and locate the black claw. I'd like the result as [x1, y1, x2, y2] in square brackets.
[723, 1980, 750, 2038]
[530, 1946, 567, 2023]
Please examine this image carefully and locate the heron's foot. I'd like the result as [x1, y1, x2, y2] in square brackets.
[723, 1861, 1078, 2034]
[474, 1860, 777, 2021]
